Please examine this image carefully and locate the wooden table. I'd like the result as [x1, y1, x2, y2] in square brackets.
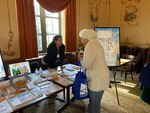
[51, 64, 80, 113]
[0, 74, 64, 113]
[54, 81, 73, 113]
[109, 58, 131, 105]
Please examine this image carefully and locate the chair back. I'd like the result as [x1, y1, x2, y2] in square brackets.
[117, 54, 135, 83]
[122, 54, 135, 61]
[146, 48, 150, 63]
[122, 54, 135, 67]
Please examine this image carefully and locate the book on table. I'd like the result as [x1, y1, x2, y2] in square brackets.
[40, 82, 63, 96]
[64, 64, 80, 71]
[31, 88, 43, 97]
[0, 100, 13, 113]
[58, 64, 80, 76]
[8, 91, 36, 108]
[8, 96, 22, 108]
[36, 80, 52, 87]
[54, 77, 73, 87]
[6, 86, 16, 95]
[26, 82, 35, 90]
[34, 78, 47, 84]
[0, 101, 7, 112]
[42, 69, 58, 78]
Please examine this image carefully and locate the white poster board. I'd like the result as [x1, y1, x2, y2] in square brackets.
[94, 27, 120, 66]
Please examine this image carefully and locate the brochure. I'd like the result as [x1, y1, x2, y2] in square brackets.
[8, 91, 36, 108]
[0, 100, 13, 113]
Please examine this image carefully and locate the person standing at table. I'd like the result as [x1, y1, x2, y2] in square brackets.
[42, 35, 65, 69]
[78, 29, 110, 113]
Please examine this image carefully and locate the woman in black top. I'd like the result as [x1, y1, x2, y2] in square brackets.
[42, 35, 65, 69]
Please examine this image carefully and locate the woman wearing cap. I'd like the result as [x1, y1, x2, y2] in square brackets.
[78, 29, 110, 113]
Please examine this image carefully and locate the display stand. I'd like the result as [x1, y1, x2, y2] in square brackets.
[109, 66, 120, 105]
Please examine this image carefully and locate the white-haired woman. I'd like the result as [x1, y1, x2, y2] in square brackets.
[78, 29, 110, 113]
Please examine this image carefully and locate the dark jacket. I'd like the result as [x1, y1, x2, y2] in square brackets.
[43, 42, 65, 68]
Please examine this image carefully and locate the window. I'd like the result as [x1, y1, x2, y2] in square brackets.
[34, 0, 63, 53]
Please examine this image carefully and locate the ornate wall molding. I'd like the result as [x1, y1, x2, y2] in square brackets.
[88, 0, 101, 27]
[1, 0, 15, 56]
[121, 0, 141, 26]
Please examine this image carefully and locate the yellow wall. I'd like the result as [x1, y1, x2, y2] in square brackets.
[76, 0, 150, 48]
[0, 0, 20, 60]
[0, 0, 150, 60]
[108, 0, 150, 48]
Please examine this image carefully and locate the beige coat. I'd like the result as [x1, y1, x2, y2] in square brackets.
[80, 39, 110, 91]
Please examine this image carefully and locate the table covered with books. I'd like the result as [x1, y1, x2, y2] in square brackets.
[0, 64, 79, 113]
[42, 64, 81, 113]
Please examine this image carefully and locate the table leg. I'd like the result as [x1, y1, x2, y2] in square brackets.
[63, 89, 65, 100]
[66, 87, 70, 103]
[112, 68, 120, 105]
[19, 109, 23, 113]
[57, 87, 71, 113]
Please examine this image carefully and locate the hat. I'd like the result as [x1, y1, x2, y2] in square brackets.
[79, 29, 97, 40]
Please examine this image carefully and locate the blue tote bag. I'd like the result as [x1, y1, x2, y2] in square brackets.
[72, 69, 89, 100]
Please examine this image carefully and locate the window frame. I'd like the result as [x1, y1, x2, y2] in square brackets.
[34, 1, 62, 53]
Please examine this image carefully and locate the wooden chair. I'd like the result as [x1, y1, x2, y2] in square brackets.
[132, 49, 144, 74]
[146, 48, 150, 63]
[117, 54, 135, 83]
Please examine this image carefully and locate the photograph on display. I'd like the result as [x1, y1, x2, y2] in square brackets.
[0, 53, 7, 79]
[9, 62, 31, 77]
[94, 27, 120, 66]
